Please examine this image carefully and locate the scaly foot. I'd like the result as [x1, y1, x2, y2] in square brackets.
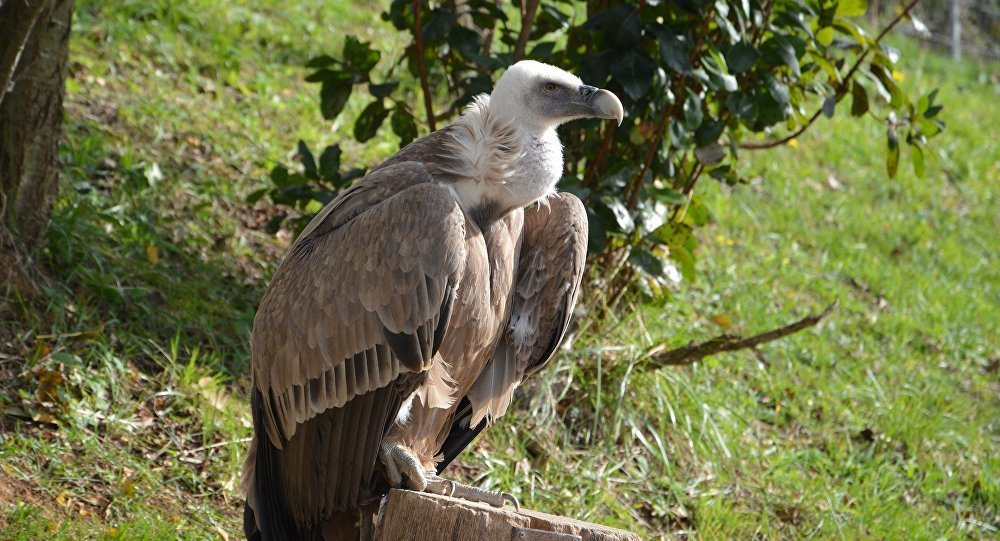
[378, 441, 519, 510]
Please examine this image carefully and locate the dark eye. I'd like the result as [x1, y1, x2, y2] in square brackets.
[543, 82, 558, 93]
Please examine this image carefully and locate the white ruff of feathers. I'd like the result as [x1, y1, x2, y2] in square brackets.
[439, 94, 563, 213]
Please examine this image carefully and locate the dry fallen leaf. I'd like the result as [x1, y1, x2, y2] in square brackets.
[711, 314, 734, 330]
[146, 243, 160, 263]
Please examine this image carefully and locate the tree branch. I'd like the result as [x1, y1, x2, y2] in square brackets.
[512, 0, 540, 61]
[411, 0, 436, 131]
[639, 302, 837, 369]
[740, 0, 922, 150]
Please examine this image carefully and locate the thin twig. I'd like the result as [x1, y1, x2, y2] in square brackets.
[740, 0, 922, 150]
[513, 0, 540, 61]
[411, 0, 436, 131]
[751, 0, 775, 45]
[182, 437, 254, 456]
[639, 302, 837, 368]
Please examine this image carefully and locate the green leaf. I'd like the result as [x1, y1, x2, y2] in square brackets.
[529, 41, 556, 60]
[765, 74, 789, 107]
[703, 48, 737, 92]
[343, 36, 380, 74]
[850, 81, 869, 117]
[587, 211, 608, 252]
[305, 68, 338, 83]
[762, 36, 800, 76]
[685, 197, 709, 227]
[909, 139, 925, 179]
[305, 55, 338, 69]
[822, 96, 837, 118]
[297, 140, 318, 180]
[695, 143, 725, 165]
[916, 116, 944, 137]
[320, 78, 353, 120]
[816, 26, 835, 47]
[670, 245, 697, 283]
[657, 29, 693, 74]
[669, 119, 691, 149]
[726, 42, 760, 73]
[836, 0, 868, 18]
[694, 117, 725, 146]
[870, 64, 904, 108]
[611, 49, 657, 100]
[354, 101, 390, 143]
[319, 145, 342, 180]
[390, 107, 418, 147]
[601, 196, 635, 234]
[369, 82, 398, 99]
[725, 92, 756, 122]
[886, 126, 900, 178]
[629, 247, 664, 277]
[246, 187, 269, 204]
[270, 165, 290, 188]
[421, 8, 456, 42]
[613, 7, 643, 48]
[683, 90, 703, 130]
[652, 186, 686, 205]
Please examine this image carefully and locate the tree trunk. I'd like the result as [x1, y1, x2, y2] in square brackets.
[0, 0, 74, 299]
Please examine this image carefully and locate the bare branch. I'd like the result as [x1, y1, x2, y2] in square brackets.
[512, 0, 540, 62]
[639, 302, 837, 369]
[411, 0, 436, 131]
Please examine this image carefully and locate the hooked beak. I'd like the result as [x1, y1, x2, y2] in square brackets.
[578, 85, 624, 126]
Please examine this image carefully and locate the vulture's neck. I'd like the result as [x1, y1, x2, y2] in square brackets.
[441, 95, 562, 224]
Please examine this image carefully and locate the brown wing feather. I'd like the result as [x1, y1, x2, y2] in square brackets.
[245, 161, 470, 536]
[465, 193, 588, 424]
[251, 162, 466, 446]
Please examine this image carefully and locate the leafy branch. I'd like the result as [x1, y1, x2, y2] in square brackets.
[257, 0, 943, 314]
[740, 0, 924, 150]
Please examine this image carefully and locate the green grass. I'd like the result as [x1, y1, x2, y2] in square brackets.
[1, 1, 998, 539]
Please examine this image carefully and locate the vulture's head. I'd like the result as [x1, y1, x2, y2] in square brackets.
[490, 60, 624, 132]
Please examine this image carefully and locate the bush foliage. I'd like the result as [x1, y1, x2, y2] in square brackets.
[255, 0, 942, 306]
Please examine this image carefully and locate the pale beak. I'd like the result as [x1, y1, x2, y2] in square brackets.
[578, 85, 624, 126]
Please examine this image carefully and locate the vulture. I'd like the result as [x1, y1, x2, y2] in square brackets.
[242, 60, 624, 541]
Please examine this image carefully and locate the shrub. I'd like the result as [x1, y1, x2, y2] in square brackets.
[254, 0, 943, 307]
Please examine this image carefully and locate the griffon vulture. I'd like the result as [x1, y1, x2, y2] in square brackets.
[243, 60, 624, 540]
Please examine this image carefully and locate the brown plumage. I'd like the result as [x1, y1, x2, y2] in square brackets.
[242, 61, 623, 540]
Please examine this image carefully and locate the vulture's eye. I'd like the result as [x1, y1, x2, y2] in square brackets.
[543, 82, 558, 93]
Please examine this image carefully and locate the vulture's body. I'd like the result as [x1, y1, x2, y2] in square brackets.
[243, 61, 622, 541]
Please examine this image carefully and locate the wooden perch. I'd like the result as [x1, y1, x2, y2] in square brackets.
[640, 302, 838, 368]
[373, 489, 640, 541]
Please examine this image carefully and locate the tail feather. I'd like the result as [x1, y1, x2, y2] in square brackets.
[248, 388, 324, 541]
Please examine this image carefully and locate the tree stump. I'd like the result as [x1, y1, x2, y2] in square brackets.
[372, 489, 640, 541]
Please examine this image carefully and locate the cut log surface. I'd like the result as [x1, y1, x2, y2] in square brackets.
[372, 489, 641, 541]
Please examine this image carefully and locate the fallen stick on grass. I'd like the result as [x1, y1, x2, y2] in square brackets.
[639, 302, 838, 368]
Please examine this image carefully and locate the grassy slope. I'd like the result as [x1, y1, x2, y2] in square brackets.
[1, 1, 997, 539]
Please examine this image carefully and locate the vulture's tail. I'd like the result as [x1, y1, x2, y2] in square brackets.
[436, 396, 488, 473]
[247, 389, 325, 541]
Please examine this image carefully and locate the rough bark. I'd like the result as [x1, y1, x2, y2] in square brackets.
[0, 0, 74, 299]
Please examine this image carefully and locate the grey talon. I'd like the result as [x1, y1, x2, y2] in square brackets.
[502, 492, 521, 511]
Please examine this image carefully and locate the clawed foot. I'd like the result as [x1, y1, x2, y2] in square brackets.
[379, 441, 519, 510]
[424, 475, 520, 510]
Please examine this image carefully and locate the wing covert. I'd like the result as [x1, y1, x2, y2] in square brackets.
[464, 192, 588, 426]
[251, 162, 467, 447]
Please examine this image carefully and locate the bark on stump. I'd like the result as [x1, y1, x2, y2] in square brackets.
[373, 489, 641, 541]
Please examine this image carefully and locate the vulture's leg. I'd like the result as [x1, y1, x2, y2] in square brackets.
[379, 441, 519, 509]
